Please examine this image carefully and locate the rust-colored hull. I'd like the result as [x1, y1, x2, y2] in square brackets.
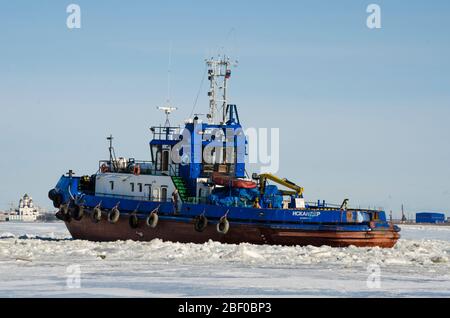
[65, 214, 400, 248]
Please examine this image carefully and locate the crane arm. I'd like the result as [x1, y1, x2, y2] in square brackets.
[258, 173, 304, 197]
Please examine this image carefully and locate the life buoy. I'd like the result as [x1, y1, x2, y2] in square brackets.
[108, 207, 120, 224]
[129, 213, 139, 229]
[369, 221, 376, 229]
[133, 165, 141, 176]
[194, 215, 208, 232]
[216, 216, 230, 234]
[92, 206, 102, 223]
[101, 164, 109, 173]
[146, 212, 159, 228]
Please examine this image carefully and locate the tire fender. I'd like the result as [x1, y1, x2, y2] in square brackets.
[216, 216, 230, 234]
[194, 215, 208, 232]
[71, 205, 84, 221]
[146, 212, 159, 228]
[108, 207, 120, 224]
[129, 213, 139, 229]
[92, 207, 102, 223]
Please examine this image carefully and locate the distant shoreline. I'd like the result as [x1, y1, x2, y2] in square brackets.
[393, 222, 450, 227]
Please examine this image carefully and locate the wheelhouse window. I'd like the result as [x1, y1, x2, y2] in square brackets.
[110, 181, 114, 191]
[155, 151, 161, 170]
[138, 183, 143, 192]
[130, 183, 135, 192]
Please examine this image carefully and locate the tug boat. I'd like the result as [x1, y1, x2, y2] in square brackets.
[48, 56, 400, 248]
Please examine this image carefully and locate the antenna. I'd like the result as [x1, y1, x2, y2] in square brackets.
[156, 43, 178, 128]
[166, 42, 173, 106]
[107, 134, 117, 170]
[401, 204, 407, 222]
[157, 106, 178, 127]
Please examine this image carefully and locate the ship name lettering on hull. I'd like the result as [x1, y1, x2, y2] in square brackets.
[292, 211, 321, 217]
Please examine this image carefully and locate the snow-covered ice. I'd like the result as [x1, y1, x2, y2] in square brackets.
[0, 222, 449, 297]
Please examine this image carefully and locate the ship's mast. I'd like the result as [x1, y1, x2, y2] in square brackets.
[206, 56, 235, 124]
[107, 134, 117, 170]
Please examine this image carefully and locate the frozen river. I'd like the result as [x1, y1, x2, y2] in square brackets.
[0, 222, 449, 297]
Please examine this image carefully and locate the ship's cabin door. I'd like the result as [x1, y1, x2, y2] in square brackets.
[162, 150, 169, 172]
[161, 186, 168, 202]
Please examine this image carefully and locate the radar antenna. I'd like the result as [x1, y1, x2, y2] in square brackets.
[157, 106, 178, 127]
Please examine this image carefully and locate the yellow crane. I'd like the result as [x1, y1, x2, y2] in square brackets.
[256, 173, 304, 197]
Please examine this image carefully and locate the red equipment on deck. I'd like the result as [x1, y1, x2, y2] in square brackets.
[212, 172, 257, 189]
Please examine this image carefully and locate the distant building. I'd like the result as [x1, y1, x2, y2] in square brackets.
[416, 212, 446, 224]
[0, 212, 8, 222]
[7, 194, 42, 222]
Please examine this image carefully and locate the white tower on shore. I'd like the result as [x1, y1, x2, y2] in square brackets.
[8, 194, 41, 222]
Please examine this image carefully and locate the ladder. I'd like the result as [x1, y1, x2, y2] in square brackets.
[171, 176, 189, 202]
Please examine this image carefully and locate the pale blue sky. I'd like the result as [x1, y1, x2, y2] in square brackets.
[1, 0, 449, 217]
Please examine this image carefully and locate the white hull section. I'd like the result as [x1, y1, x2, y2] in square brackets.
[95, 172, 177, 202]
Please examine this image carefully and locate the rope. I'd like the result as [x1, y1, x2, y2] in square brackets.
[189, 64, 208, 118]
[67, 183, 75, 201]
[151, 204, 161, 214]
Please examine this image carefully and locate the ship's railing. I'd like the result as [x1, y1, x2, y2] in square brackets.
[98, 159, 179, 177]
[184, 196, 256, 207]
[150, 126, 181, 141]
[184, 197, 211, 205]
[305, 201, 341, 209]
[169, 164, 180, 176]
[95, 192, 174, 203]
[305, 201, 383, 212]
